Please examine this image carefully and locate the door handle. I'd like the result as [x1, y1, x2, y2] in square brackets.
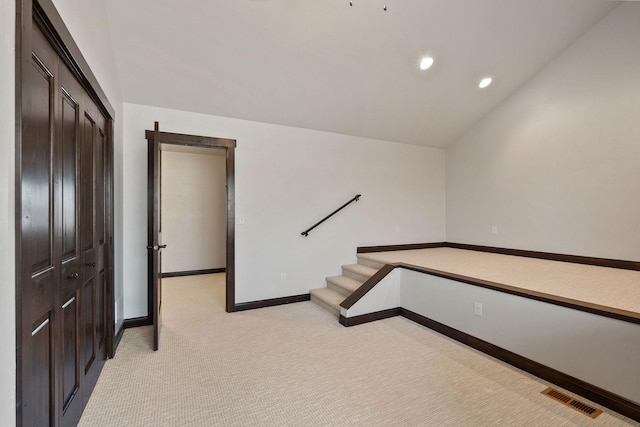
[146, 245, 168, 251]
[85, 262, 96, 267]
[67, 273, 79, 280]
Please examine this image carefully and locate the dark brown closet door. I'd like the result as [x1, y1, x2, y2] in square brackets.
[95, 113, 108, 365]
[19, 20, 109, 427]
[80, 101, 108, 397]
[57, 54, 84, 427]
[20, 26, 59, 426]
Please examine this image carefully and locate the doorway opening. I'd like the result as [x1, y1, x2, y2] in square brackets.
[146, 127, 237, 351]
[160, 144, 227, 279]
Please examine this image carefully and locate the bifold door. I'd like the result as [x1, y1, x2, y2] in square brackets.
[18, 10, 113, 426]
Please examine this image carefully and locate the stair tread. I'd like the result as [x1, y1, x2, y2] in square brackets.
[311, 260, 380, 319]
[326, 275, 363, 292]
[310, 287, 345, 308]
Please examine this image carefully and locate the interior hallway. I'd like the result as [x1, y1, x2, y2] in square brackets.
[78, 274, 638, 426]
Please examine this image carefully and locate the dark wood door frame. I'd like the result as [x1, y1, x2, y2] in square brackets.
[144, 128, 237, 313]
[15, 0, 115, 424]
[147, 122, 162, 351]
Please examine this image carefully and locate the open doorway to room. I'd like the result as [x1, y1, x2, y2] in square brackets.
[160, 144, 228, 312]
[146, 126, 236, 350]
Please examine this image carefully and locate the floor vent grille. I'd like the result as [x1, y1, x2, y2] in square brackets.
[541, 387, 602, 419]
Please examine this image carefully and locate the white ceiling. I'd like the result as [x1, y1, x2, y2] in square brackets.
[104, 0, 618, 148]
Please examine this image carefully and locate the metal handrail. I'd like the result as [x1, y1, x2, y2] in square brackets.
[301, 194, 361, 237]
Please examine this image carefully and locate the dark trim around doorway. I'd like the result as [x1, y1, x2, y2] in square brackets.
[161, 268, 226, 278]
[144, 130, 237, 313]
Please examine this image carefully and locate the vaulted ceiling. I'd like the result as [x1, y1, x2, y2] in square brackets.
[104, 0, 618, 147]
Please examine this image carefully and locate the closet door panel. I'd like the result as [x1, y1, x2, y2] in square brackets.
[59, 77, 82, 299]
[23, 51, 54, 277]
[81, 105, 98, 385]
[80, 105, 109, 398]
[81, 112, 96, 267]
[96, 127, 105, 247]
[60, 90, 79, 261]
[21, 26, 57, 426]
[97, 270, 106, 347]
[83, 276, 96, 374]
[61, 294, 79, 411]
[58, 63, 84, 426]
[96, 117, 107, 351]
[81, 108, 96, 368]
[26, 316, 54, 427]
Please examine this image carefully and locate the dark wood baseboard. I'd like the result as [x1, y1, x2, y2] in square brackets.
[398, 308, 640, 423]
[446, 242, 640, 272]
[161, 268, 225, 278]
[339, 308, 401, 326]
[233, 294, 311, 312]
[122, 316, 152, 329]
[357, 242, 447, 254]
[122, 292, 309, 326]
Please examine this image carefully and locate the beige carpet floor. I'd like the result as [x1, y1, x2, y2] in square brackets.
[360, 248, 640, 314]
[79, 274, 639, 426]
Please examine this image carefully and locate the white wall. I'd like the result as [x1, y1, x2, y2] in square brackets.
[161, 150, 226, 272]
[343, 268, 640, 405]
[122, 102, 446, 317]
[399, 270, 640, 404]
[446, 3, 640, 261]
[52, 0, 126, 330]
[0, 0, 16, 423]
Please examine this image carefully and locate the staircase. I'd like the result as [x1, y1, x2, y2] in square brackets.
[310, 255, 385, 317]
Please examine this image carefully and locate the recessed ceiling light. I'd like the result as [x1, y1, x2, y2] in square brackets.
[479, 77, 492, 89]
[420, 57, 434, 70]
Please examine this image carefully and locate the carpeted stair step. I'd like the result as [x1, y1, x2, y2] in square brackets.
[356, 255, 386, 270]
[326, 275, 363, 296]
[310, 257, 382, 319]
[342, 263, 378, 282]
[310, 287, 344, 318]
